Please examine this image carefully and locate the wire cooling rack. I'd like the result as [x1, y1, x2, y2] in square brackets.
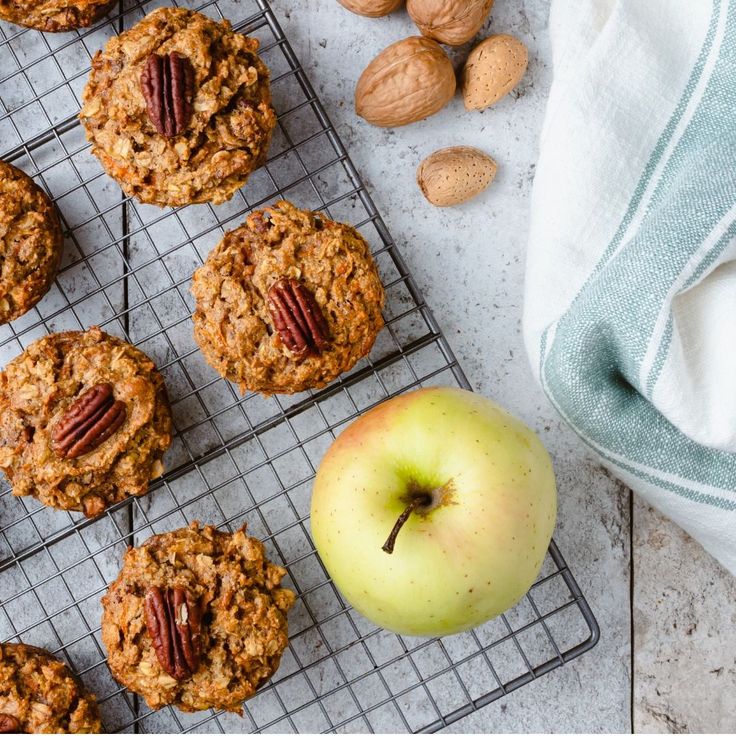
[0, 0, 599, 731]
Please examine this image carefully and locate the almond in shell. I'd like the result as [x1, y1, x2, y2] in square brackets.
[338, 0, 403, 17]
[407, 0, 494, 46]
[355, 36, 456, 127]
[462, 34, 528, 111]
[416, 146, 497, 207]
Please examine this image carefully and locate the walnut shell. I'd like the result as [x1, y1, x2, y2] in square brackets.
[355, 36, 457, 127]
[407, 0, 494, 46]
[462, 34, 528, 111]
[338, 0, 403, 17]
[416, 146, 497, 206]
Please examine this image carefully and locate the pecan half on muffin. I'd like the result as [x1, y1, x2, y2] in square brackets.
[191, 200, 385, 394]
[0, 326, 172, 517]
[101, 522, 296, 713]
[80, 7, 276, 206]
[0, 642, 101, 733]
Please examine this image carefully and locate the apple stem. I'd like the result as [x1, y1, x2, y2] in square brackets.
[382, 495, 430, 555]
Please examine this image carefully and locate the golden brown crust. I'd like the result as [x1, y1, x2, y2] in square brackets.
[80, 7, 276, 206]
[101, 522, 296, 713]
[0, 161, 63, 325]
[0, 326, 172, 517]
[0, 642, 102, 733]
[0, 0, 114, 31]
[191, 200, 385, 394]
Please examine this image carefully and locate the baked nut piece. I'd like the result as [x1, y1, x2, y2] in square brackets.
[0, 0, 114, 32]
[0, 161, 63, 325]
[191, 200, 385, 394]
[0, 326, 172, 517]
[101, 522, 296, 713]
[0, 642, 102, 733]
[80, 7, 276, 206]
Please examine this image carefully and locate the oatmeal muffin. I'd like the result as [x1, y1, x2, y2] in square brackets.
[0, 161, 63, 325]
[191, 200, 385, 394]
[0, 642, 102, 733]
[80, 7, 276, 206]
[0, 0, 113, 32]
[0, 326, 172, 517]
[101, 522, 296, 713]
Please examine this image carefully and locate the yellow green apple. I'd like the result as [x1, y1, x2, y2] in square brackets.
[310, 386, 557, 637]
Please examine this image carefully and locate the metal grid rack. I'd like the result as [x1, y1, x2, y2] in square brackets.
[0, 0, 599, 731]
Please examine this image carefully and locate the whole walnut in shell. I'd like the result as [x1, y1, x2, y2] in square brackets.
[338, 0, 403, 16]
[407, 0, 494, 46]
[355, 36, 456, 127]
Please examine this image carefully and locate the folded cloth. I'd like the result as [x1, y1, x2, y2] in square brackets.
[524, 0, 736, 573]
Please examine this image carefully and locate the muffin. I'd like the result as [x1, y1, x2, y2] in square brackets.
[0, 326, 172, 517]
[0, 0, 114, 32]
[80, 6, 276, 206]
[101, 522, 296, 713]
[0, 160, 63, 324]
[0, 642, 101, 733]
[191, 200, 385, 394]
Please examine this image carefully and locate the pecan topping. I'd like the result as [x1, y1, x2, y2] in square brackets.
[51, 383, 127, 459]
[140, 52, 195, 137]
[0, 714, 20, 733]
[268, 278, 330, 359]
[144, 586, 202, 681]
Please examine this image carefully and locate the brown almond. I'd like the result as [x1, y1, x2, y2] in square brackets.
[407, 0, 494, 46]
[355, 36, 456, 128]
[338, 0, 403, 17]
[462, 34, 528, 111]
[416, 146, 497, 207]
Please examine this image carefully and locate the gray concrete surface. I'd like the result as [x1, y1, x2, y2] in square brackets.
[633, 498, 736, 733]
[0, 0, 733, 732]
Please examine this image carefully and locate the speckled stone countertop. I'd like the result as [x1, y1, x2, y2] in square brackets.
[272, 0, 736, 732]
[0, 0, 733, 731]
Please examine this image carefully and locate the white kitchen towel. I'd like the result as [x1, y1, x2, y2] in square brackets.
[524, 0, 736, 573]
